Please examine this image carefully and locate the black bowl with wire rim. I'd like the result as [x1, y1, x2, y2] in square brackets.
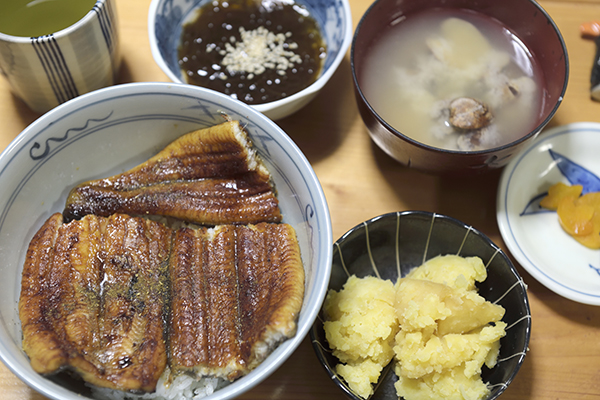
[309, 210, 531, 400]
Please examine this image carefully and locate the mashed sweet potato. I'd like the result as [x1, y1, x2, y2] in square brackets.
[323, 255, 506, 400]
[394, 255, 506, 400]
[323, 276, 399, 398]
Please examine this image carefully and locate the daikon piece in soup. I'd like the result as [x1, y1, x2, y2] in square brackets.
[360, 9, 545, 152]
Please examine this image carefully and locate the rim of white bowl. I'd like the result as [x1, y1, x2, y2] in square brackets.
[0, 81, 333, 400]
[146, 0, 353, 114]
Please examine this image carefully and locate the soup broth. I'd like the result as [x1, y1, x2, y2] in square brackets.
[360, 9, 545, 151]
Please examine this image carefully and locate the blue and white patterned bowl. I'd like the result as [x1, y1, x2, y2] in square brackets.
[310, 211, 531, 400]
[147, 0, 352, 120]
[0, 82, 333, 400]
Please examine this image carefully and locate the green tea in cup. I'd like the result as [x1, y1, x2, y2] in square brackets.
[0, 0, 97, 37]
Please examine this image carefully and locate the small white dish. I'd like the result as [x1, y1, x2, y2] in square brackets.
[497, 122, 600, 305]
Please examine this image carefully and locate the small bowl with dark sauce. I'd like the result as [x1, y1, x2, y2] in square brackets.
[149, 0, 352, 120]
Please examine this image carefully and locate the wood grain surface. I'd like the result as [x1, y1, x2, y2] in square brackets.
[0, 0, 599, 399]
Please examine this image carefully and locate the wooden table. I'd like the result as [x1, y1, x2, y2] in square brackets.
[1, 0, 599, 399]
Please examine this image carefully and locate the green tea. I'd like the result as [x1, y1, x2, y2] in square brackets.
[0, 0, 97, 37]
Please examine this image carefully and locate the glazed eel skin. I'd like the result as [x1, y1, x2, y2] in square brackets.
[19, 213, 304, 392]
[19, 213, 171, 392]
[62, 120, 282, 225]
[168, 223, 304, 380]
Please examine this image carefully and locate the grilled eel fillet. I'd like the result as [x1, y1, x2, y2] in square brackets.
[169, 223, 304, 380]
[19, 213, 304, 392]
[19, 213, 172, 392]
[62, 121, 282, 225]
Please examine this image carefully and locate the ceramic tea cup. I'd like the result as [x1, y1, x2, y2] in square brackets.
[0, 0, 120, 114]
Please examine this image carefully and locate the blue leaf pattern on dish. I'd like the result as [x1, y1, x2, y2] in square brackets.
[521, 150, 600, 216]
[519, 192, 553, 217]
[549, 149, 600, 194]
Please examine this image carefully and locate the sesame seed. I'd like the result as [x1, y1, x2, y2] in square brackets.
[221, 26, 302, 77]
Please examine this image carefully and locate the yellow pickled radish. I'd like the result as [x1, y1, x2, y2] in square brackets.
[556, 196, 594, 236]
[572, 192, 600, 249]
[540, 182, 583, 210]
[540, 183, 600, 249]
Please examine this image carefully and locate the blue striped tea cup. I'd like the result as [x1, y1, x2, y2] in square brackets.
[0, 0, 120, 114]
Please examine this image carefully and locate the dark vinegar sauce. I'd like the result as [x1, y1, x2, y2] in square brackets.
[178, 0, 326, 105]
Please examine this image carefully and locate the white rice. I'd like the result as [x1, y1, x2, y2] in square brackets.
[90, 369, 228, 400]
